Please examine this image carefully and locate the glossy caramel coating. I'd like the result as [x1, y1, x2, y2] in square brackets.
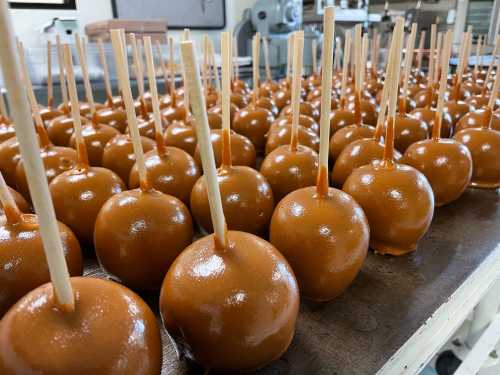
[270, 186, 369, 301]
[273, 114, 319, 134]
[0, 123, 15, 143]
[0, 214, 82, 316]
[404, 139, 472, 206]
[95, 107, 127, 133]
[49, 166, 125, 246]
[0, 187, 30, 215]
[0, 137, 21, 187]
[329, 124, 376, 160]
[230, 93, 249, 109]
[193, 129, 256, 168]
[455, 107, 500, 133]
[393, 113, 429, 153]
[273, 89, 291, 110]
[233, 105, 274, 153]
[343, 162, 434, 255]
[329, 108, 356, 134]
[163, 120, 197, 156]
[332, 138, 402, 187]
[160, 231, 299, 372]
[209, 102, 239, 123]
[46, 115, 89, 146]
[346, 99, 378, 126]
[260, 145, 319, 203]
[265, 122, 320, 155]
[0, 277, 161, 374]
[15, 146, 77, 201]
[280, 101, 320, 122]
[466, 95, 500, 110]
[102, 134, 155, 183]
[411, 107, 454, 138]
[207, 111, 222, 129]
[162, 104, 187, 124]
[130, 147, 200, 205]
[453, 127, 500, 188]
[69, 123, 120, 166]
[95, 189, 193, 290]
[413, 89, 438, 108]
[190, 166, 274, 235]
[255, 96, 279, 117]
[311, 95, 340, 112]
[444, 100, 474, 126]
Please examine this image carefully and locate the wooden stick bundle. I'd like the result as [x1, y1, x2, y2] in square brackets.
[433, 31, 453, 140]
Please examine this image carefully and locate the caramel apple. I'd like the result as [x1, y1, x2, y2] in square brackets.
[194, 128, 256, 168]
[280, 101, 320, 122]
[209, 101, 238, 123]
[95, 33, 194, 290]
[0, 136, 22, 187]
[270, 8, 369, 302]
[453, 79, 500, 190]
[343, 21, 434, 255]
[455, 107, 500, 132]
[273, 113, 319, 133]
[233, 104, 274, 153]
[411, 106, 453, 138]
[49, 45, 126, 247]
[0, 186, 29, 215]
[160, 38, 299, 371]
[265, 120, 320, 155]
[255, 95, 279, 117]
[163, 118, 197, 155]
[130, 43, 201, 205]
[404, 32, 473, 206]
[345, 97, 378, 126]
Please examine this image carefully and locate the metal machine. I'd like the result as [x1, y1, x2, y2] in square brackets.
[234, 0, 321, 75]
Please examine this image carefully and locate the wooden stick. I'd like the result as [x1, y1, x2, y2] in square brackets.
[340, 31, 352, 105]
[111, 30, 149, 191]
[47, 40, 53, 108]
[487, 54, 500, 110]
[317, 6, 335, 196]
[17, 41, 51, 148]
[75, 34, 96, 116]
[233, 35, 240, 80]
[483, 36, 500, 94]
[202, 35, 209, 92]
[290, 31, 304, 151]
[180, 40, 227, 249]
[312, 38, 318, 76]
[416, 30, 426, 71]
[183, 28, 191, 41]
[375, 26, 397, 141]
[428, 24, 437, 86]
[168, 37, 176, 97]
[154, 40, 169, 96]
[384, 17, 405, 164]
[209, 39, 221, 93]
[252, 32, 260, 106]
[361, 33, 368, 88]
[333, 37, 341, 72]
[286, 33, 293, 81]
[221, 31, 232, 167]
[263, 36, 272, 82]
[473, 35, 482, 76]
[144, 37, 166, 154]
[354, 24, 363, 94]
[64, 44, 89, 167]
[182, 31, 190, 121]
[0, 170, 21, 223]
[402, 23, 417, 106]
[97, 38, 113, 103]
[434, 31, 443, 84]
[433, 31, 453, 140]
[55, 35, 69, 111]
[130, 34, 145, 100]
[0, 0, 74, 310]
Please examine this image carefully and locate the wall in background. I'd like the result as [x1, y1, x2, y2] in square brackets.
[11, 0, 258, 54]
[11, 0, 113, 46]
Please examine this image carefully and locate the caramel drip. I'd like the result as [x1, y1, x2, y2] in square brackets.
[139, 97, 148, 119]
[316, 165, 329, 197]
[213, 223, 229, 251]
[155, 131, 166, 156]
[425, 85, 433, 109]
[398, 96, 406, 114]
[91, 111, 99, 129]
[221, 128, 232, 168]
[382, 116, 396, 166]
[452, 79, 461, 101]
[171, 92, 177, 108]
[36, 120, 51, 149]
[432, 110, 442, 140]
[3, 204, 22, 224]
[139, 174, 152, 192]
[484, 106, 494, 130]
[75, 139, 89, 170]
[290, 129, 298, 152]
[47, 96, 53, 109]
[340, 96, 347, 109]
[354, 90, 362, 125]
[105, 94, 114, 108]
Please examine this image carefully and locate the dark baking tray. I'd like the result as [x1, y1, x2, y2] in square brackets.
[84, 188, 500, 374]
